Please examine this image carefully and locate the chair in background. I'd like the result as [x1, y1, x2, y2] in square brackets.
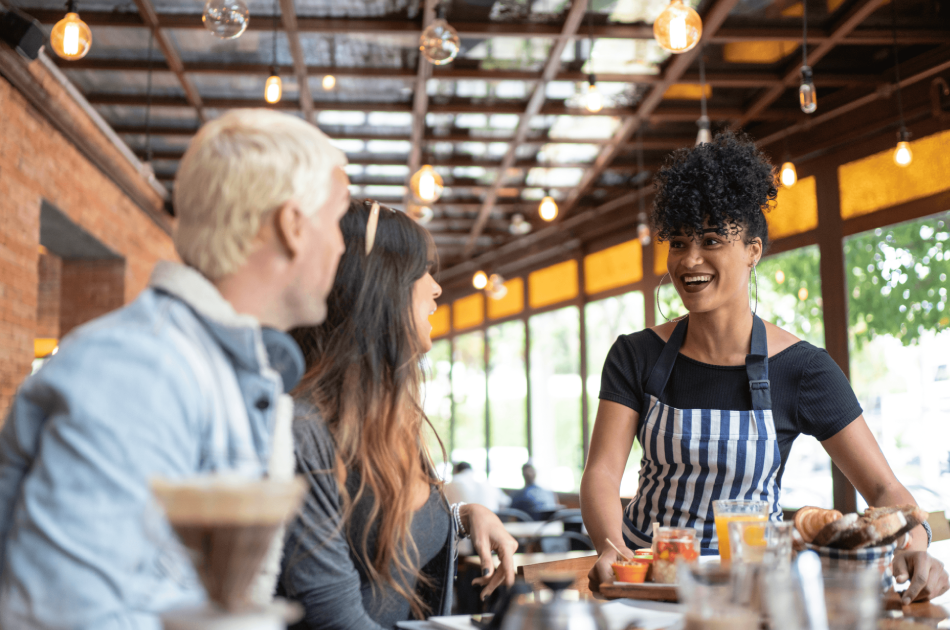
[495, 507, 534, 523]
[538, 531, 596, 554]
[518, 554, 599, 600]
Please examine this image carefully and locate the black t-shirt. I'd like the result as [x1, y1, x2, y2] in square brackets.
[599, 329, 863, 485]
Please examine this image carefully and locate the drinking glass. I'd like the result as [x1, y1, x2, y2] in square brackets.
[712, 499, 769, 561]
[727, 520, 794, 566]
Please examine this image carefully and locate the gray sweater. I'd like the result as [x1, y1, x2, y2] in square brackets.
[278, 407, 455, 630]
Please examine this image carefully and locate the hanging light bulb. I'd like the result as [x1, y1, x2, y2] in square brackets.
[50, 3, 92, 61]
[410, 165, 444, 203]
[653, 0, 702, 54]
[487, 274, 508, 300]
[509, 213, 532, 235]
[894, 129, 913, 167]
[780, 161, 798, 187]
[585, 75, 604, 113]
[539, 195, 558, 222]
[202, 0, 249, 39]
[473, 271, 488, 290]
[419, 17, 460, 65]
[322, 74, 336, 90]
[799, 66, 817, 114]
[264, 68, 282, 104]
[636, 212, 652, 246]
[408, 204, 434, 224]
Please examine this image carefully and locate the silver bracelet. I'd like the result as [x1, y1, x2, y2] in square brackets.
[452, 502, 469, 539]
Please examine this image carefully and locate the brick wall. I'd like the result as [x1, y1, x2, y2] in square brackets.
[0, 59, 178, 418]
[60, 260, 126, 338]
[35, 251, 61, 339]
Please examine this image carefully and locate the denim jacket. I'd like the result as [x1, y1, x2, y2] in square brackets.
[0, 261, 301, 630]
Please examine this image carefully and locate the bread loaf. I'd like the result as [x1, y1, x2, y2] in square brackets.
[793, 506, 843, 543]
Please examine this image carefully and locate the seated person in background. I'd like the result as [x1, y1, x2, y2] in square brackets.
[510, 463, 559, 521]
[279, 200, 518, 630]
[444, 461, 512, 513]
[0, 109, 349, 629]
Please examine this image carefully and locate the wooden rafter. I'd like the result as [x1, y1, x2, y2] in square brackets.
[131, 0, 204, 122]
[736, 0, 888, 127]
[555, 0, 744, 221]
[461, 0, 589, 258]
[278, 0, 314, 123]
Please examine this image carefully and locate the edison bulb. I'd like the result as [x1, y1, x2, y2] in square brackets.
[419, 18, 461, 65]
[410, 165, 444, 203]
[409, 205, 434, 224]
[322, 74, 336, 90]
[894, 141, 912, 167]
[799, 66, 817, 114]
[487, 274, 508, 300]
[509, 213, 532, 235]
[264, 73, 282, 104]
[539, 196, 558, 222]
[585, 83, 604, 113]
[653, 0, 702, 53]
[202, 0, 249, 39]
[473, 271, 488, 290]
[50, 12, 92, 60]
[637, 223, 652, 246]
[780, 161, 797, 187]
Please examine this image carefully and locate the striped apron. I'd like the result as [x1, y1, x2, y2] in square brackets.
[621, 315, 783, 556]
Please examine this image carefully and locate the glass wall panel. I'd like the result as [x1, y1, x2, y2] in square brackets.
[585, 291, 646, 496]
[530, 306, 582, 492]
[487, 321, 528, 489]
[757, 245, 831, 509]
[845, 211, 950, 513]
[452, 331, 488, 479]
[423, 339, 453, 478]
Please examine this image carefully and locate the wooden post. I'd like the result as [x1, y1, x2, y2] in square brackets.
[578, 254, 590, 464]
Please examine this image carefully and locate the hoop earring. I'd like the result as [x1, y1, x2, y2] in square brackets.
[655, 273, 686, 323]
[750, 263, 759, 315]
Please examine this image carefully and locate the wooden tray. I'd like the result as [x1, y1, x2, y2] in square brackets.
[599, 581, 679, 602]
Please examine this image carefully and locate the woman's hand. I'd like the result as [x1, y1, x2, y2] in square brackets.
[588, 547, 631, 594]
[893, 550, 950, 604]
[461, 504, 519, 601]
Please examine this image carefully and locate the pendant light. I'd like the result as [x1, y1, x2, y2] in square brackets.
[653, 0, 702, 54]
[264, 0, 281, 104]
[419, 2, 460, 66]
[509, 213, 532, 235]
[50, 0, 92, 60]
[410, 165, 444, 203]
[322, 74, 336, 90]
[473, 271, 488, 290]
[487, 274, 508, 300]
[798, 0, 816, 113]
[695, 47, 711, 145]
[890, 0, 912, 167]
[585, 75, 604, 113]
[780, 136, 797, 186]
[636, 127, 651, 246]
[538, 194, 559, 221]
[202, 0, 249, 40]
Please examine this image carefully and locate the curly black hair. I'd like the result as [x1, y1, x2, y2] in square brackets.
[652, 131, 777, 251]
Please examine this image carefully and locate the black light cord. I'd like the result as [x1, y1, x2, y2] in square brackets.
[802, 0, 808, 67]
[891, 0, 906, 131]
[272, 0, 278, 71]
[699, 45, 707, 119]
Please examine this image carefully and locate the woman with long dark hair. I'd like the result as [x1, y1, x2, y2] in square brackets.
[278, 200, 518, 629]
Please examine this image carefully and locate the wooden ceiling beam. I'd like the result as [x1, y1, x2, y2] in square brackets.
[130, 0, 204, 122]
[462, 0, 590, 258]
[557, 0, 745, 219]
[25, 9, 949, 45]
[737, 0, 888, 127]
[278, 0, 314, 123]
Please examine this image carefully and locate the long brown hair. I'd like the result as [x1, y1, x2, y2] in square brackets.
[292, 200, 445, 618]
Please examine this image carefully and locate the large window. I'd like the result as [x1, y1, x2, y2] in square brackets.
[585, 291, 646, 496]
[423, 339, 453, 477]
[487, 321, 528, 489]
[529, 307, 582, 492]
[452, 331, 487, 479]
[845, 211, 950, 512]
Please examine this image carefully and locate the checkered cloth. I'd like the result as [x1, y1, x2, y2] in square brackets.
[805, 534, 910, 592]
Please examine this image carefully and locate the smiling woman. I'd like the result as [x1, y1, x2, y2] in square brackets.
[580, 132, 948, 603]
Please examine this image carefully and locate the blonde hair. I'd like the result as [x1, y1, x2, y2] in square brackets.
[173, 109, 347, 279]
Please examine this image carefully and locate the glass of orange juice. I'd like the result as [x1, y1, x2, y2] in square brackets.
[712, 499, 768, 561]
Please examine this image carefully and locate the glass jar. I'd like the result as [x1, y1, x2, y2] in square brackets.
[653, 526, 698, 584]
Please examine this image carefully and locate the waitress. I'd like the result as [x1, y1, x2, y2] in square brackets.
[580, 132, 948, 603]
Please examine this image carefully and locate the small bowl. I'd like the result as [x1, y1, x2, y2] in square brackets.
[612, 561, 649, 583]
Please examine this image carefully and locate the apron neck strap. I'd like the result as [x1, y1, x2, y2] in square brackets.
[746, 314, 771, 410]
[644, 314, 772, 411]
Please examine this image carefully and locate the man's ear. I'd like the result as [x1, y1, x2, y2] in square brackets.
[273, 201, 305, 259]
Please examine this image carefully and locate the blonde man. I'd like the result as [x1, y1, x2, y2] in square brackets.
[0, 109, 349, 630]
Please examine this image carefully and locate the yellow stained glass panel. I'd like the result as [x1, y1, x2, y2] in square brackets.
[654, 240, 670, 277]
[663, 84, 713, 100]
[584, 240, 643, 295]
[529, 260, 579, 309]
[488, 277, 524, 320]
[429, 304, 450, 338]
[453, 293, 484, 331]
[723, 41, 799, 64]
[34, 338, 57, 358]
[839, 129, 950, 220]
[770, 176, 818, 240]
